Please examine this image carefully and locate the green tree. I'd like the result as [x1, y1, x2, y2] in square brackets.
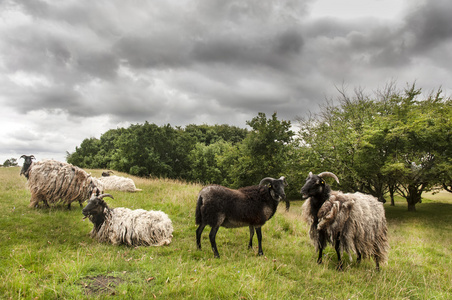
[187, 140, 235, 184]
[2, 158, 18, 167]
[228, 112, 294, 188]
[297, 83, 452, 211]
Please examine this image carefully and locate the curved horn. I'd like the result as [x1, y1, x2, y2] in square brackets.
[317, 172, 340, 184]
[259, 177, 275, 186]
[278, 176, 288, 186]
[20, 155, 26, 159]
[30, 155, 35, 160]
[98, 193, 114, 200]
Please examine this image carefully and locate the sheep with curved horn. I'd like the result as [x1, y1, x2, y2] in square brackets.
[82, 188, 173, 246]
[196, 176, 287, 258]
[23, 158, 103, 209]
[300, 171, 389, 270]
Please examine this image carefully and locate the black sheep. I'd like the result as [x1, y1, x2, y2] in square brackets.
[195, 176, 287, 258]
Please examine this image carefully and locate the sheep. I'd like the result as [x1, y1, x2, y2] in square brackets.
[102, 170, 114, 177]
[19, 154, 35, 179]
[82, 188, 173, 246]
[97, 175, 142, 192]
[196, 176, 287, 258]
[300, 171, 389, 270]
[26, 159, 103, 209]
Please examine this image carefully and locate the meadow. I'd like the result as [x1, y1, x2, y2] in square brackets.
[0, 167, 451, 299]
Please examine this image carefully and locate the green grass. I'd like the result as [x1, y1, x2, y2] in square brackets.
[1, 167, 451, 299]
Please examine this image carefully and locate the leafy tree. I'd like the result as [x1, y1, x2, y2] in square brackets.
[228, 112, 294, 188]
[2, 158, 18, 167]
[187, 140, 235, 185]
[297, 83, 452, 211]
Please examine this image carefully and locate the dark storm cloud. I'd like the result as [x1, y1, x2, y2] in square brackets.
[1, 0, 452, 163]
[404, 0, 452, 53]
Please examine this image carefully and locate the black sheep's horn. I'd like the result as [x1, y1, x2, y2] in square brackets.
[98, 193, 114, 200]
[259, 177, 275, 186]
[317, 172, 340, 184]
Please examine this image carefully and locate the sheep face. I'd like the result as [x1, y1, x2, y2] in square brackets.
[260, 176, 287, 202]
[20, 155, 35, 178]
[82, 192, 114, 222]
[20, 154, 35, 166]
[82, 198, 106, 219]
[300, 171, 340, 201]
[300, 172, 327, 200]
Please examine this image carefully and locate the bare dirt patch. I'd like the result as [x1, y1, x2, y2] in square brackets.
[81, 275, 123, 296]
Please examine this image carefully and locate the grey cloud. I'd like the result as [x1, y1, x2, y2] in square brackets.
[1, 0, 452, 163]
[404, 0, 452, 53]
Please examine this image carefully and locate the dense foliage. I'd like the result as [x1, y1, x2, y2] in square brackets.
[297, 84, 452, 211]
[67, 85, 452, 210]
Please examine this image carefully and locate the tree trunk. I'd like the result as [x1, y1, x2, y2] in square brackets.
[388, 184, 396, 206]
[406, 184, 422, 211]
[407, 201, 416, 211]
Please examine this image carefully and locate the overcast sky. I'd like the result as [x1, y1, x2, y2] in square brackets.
[1, 0, 451, 165]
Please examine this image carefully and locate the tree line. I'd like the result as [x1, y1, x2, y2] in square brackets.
[67, 84, 452, 211]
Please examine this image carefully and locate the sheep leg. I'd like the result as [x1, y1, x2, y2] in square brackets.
[196, 224, 206, 250]
[209, 226, 220, 258]
[357, 252, 362, 264]
[335, 234, 343, 270]
[317, 248, 323, 264]
[374, 255, 380, 271]
[248, 226, 255, 249]
[317, 230, 325, 264]
[255, 227, 264, 256]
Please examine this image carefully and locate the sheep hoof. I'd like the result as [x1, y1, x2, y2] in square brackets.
[258, 252, 264, 256]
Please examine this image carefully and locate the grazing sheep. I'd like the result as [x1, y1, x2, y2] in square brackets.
[82, 188, 173, 246]
[300, 171, 389, 270]
[196, 176, 287, 258]
[97, 175, 142, 192]
[26, 159, 103, 209]
[19, 154, 35, 179]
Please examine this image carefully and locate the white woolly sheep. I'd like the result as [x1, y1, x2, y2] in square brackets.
[24, 158, 103, 209]
[300, 171, 389, 270]
[196, 176, 287, 258]
[97, 175, 142, 192]
[82, 188, 173, 246]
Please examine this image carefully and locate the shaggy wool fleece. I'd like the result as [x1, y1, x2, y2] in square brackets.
[91, 208, 173, 246]
[302, 191, 389, 264]
[97, 175, 142, 192]
[27, 160, 102, 207]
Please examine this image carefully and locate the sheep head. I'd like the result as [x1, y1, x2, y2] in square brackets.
[82, 188, 114, 220]
[259, 176, 287, 202]
[300, 171, 340, 200]
[19, 155, 35, 178]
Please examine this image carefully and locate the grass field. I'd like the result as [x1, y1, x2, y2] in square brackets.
[1, 167, 451, 299]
